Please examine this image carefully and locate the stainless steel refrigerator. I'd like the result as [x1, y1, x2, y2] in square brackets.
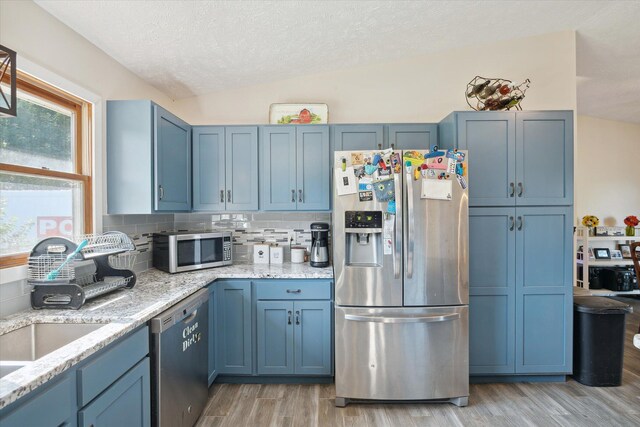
[333, 149, 469, 407]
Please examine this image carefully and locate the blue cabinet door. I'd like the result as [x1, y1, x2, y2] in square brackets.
[515, 206, 573, 374]
[332, 125, 384, 151]
[468, 207, 516, 374]
[515, 112, 573, 206]
[456, 112, 516, 207]
[261, 126, 297, 210]
[154, 105, 191, 211]
[193, 126, 226, 211]
[217, 280, 253, 374]
[0, 374, 76, 427]
[208, 286, 217, 385]
[256, 300, 295, 375]
[388, 124, 438, 150]
[293, 301, 332, 375]
[297, 126, 330, 210]
[79, 357, 151, 427]
[225, 127, 259, 211]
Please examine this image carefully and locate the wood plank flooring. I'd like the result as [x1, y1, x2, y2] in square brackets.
[197, 297, 640, 427]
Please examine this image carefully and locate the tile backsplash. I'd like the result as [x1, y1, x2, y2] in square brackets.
[102, 214, 174, 273]
[174, 212, 332, 263]
[103, 211, 331, 266]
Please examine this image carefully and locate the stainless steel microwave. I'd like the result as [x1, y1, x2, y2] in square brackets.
[152, 231, 232, 273]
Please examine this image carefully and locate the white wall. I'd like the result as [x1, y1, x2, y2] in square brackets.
[174, 31, 577, 124]
[576, 115, 640, 227]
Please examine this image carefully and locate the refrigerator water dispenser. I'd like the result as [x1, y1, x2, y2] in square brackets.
[344, 211, 383, 267]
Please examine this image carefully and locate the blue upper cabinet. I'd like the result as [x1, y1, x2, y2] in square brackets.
[332, 124, 384, 151]
[261, 125, 330, 211]
[387, 124, 438, 150]
[296, 126, 330, 210]
[225, 127, 259, 211]
[439, 111, 573, 207]
[440, 112, 516, 207]
[261, 126, 298, 210]
[154, 106, 191, 211]
[193, 127, 226, 211]
[515, 112, 573, 206]
[193, 126, 259, 211]
[107, 100, 191, 214]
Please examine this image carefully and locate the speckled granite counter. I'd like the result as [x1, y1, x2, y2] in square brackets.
[0, 262, 333, 409]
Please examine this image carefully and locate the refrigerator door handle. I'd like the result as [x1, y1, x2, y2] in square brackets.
[406, 172, 415, 278]
[393, 172, 401, 279]
[344, 313, 461, 323]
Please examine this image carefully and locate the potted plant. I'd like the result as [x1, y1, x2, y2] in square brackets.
[582, 215, 600, 236]
[624, 215, 639, 236]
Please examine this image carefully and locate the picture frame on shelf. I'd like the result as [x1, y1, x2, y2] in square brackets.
[619, 244, 632, 259]
[269, 103, 328, 124]
[611, 249, 623, 260]
[593, 248, 611, 259]
[588, 247, 595, 260]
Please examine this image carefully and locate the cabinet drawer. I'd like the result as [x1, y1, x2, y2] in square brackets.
[78, 326, 149, 406]
[255, 280, 332, 300]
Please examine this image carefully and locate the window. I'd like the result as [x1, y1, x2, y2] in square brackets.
[0, 71, 92, 268]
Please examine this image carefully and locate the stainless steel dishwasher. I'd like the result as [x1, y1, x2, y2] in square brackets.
[151, 289, 209, 427]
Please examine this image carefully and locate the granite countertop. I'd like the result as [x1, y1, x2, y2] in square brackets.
[0, 262, 333, 409]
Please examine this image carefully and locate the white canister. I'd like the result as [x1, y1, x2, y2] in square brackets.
[270, 245, 284, 264]
[291, 246, 306, 264]
[253, 244, 270, 264]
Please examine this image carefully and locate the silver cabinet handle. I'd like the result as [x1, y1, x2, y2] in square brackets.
[509, 216, 515, 231]
[286, 289, 301, 294]
[406, 170, 415, 279]
[517, 182, 523, 197]
[220, 190, 225, 203]
[291, 189, 295, 203]
[393, 173, 402, 279]
[158, 185, 164, 200]
[227, 190, 231, 203]
[287, 310, 292, 325]
[510, 182, 515, 197]
[345, 313, 461, 323]
[298, 189, 303, 203]
[517, 216, 523, 231]
[295, 310, 300, 325]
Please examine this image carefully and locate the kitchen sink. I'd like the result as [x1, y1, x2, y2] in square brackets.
[0, 323, 106, 378]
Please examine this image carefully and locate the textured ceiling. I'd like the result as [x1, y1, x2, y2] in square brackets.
[35, 0, 640, 124]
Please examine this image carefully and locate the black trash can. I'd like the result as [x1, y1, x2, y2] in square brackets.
[573, 296, 633, 386]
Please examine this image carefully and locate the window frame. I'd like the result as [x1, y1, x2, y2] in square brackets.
[0, 71, 93, 268]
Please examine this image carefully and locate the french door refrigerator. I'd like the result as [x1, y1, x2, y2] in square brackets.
[333, 149, 469, 407]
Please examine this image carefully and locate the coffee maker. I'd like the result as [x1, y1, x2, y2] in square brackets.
[310, 223, 330, 268]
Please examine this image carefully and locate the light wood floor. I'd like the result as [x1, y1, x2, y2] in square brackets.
[198, 297, 640, 427]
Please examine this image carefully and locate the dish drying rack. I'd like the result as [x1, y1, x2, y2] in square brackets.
[28, 232, 138, 310]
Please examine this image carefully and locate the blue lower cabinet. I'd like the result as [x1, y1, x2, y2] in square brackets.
[256, 300, 295, 374]
[0, 374, 76, 427]
[79, 357, 151, 427]
[293, 301, 332, 375]
[217, 280, 253, 374]
[208, 285, 218, 385]
[515, 206, 573, 374]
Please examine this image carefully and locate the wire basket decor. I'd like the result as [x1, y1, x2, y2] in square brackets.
[465, 76, 530, 111]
